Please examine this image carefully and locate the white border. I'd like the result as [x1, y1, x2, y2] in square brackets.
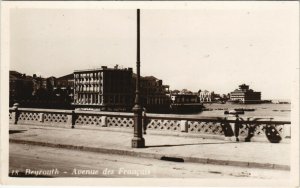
[0, 1, 299, 186]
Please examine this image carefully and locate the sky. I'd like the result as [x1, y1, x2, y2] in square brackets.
[9, 4, 298, 100]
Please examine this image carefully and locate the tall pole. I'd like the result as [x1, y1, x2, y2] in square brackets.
[132, 9, 145, 148]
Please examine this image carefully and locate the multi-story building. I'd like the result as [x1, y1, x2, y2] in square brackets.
[73, 66, 133, 111]
[32, 74, 49, 99]
[230, 84, 261, 104]
[73, 66, 171, 112]
[137, 75, 171, 112]
[9, 71, 76, 109]
[170, 93, 203, 113]
[56, 74, 74, 89]
[199, 90, 214, 102]
[171, 94, 199, 103]
[9, 71, 33, 106]
[53, 73, 74, 105]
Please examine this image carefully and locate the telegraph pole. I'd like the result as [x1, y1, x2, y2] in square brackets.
[132, 9, 145, 148]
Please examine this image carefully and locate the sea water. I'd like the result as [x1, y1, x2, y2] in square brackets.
[185, 103, 291, 121]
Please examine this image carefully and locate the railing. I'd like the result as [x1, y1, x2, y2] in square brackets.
[9, 106, 291, 143]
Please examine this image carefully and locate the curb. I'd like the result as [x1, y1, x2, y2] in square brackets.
[10, 138, 290, 171]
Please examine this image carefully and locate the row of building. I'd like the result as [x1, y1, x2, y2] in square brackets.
[197, 84, 262, 104]
[9, 66, 172, 112]
[9, 71, 74, 109]
[10, 65, 262, 112]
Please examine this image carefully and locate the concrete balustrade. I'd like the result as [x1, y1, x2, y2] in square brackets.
[9, 106, 291, 143]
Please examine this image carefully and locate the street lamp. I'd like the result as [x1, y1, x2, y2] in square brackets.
[132, 9, 145, 148]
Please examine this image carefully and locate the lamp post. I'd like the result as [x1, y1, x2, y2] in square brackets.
[132, 9, 145, 148]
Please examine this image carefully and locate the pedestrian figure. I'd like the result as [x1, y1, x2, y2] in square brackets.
[234, 114, 240, 141]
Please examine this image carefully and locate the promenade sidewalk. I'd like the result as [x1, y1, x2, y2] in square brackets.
[9, 124, 290, 170]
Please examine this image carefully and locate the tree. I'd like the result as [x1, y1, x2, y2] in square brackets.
[171, 89, 180, 94]
[181, 89, 192, 95]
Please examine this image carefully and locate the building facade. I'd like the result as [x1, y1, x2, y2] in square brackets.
[53, 73, 74, 106]
[9, 71, 33, 106]
[138, 76, 171, 112]
[73, 66, 171, 112]
[170, 93, 203, 113]
[171, 94, 199, 103]
[9, 71, 74, 109]
[230, 84, 261, 104]
[199, 90, 214, 102]
[73, 66, 133, 111]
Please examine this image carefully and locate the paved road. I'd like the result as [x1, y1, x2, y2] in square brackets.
[9, 143, 289, 178]
[9, 124, 290, 169]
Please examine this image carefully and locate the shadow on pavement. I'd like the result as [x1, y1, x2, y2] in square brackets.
[146, 141, 239, 148]
[161, 156, 185, 162]
[9, 130, 27, 134]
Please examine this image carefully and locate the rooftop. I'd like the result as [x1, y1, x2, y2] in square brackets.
[74, 65, 133, 73]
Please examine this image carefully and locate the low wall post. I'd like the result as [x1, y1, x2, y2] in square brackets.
[12, 103, 19, 125]
[39, 113, 44, 122]
[225, 116, 237, 141]
[180, 120, 188, 132]
[100, 116, 107, 127]
[69, 110, 75, 128]
[11, 110, 16, 124]
[283, 124, 291, 138]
